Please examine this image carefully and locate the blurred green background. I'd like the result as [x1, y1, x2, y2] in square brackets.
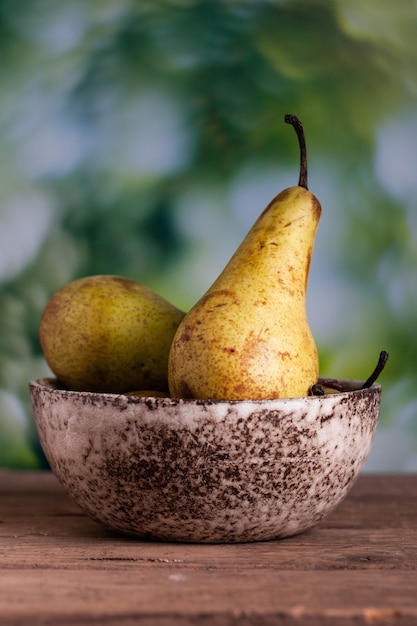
[1, 0, 416, 471]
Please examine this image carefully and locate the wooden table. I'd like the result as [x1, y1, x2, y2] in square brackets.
[1, 471, 416, 625]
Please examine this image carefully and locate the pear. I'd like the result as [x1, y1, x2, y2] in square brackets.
[168, 114, 321, 400]
[124, 390, 170, 398]
[39, 275, 185, 393]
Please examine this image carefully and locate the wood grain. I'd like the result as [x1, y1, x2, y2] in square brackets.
[1, 471, 416, 625]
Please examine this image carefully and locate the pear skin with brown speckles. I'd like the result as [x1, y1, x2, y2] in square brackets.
[40, 275, 185, 393]
[168, 185, 321, 401]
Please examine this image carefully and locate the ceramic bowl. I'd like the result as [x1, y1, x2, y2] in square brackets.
[30, 378, 381, 543]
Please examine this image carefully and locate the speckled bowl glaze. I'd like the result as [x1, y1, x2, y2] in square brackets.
[30, 378, 381, 543]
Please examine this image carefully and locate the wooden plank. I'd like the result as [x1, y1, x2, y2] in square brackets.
[1, 569, 417, 625]
[0, 471, 416, 625]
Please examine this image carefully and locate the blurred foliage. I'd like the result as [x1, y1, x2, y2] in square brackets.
[0, 0, 417, 469]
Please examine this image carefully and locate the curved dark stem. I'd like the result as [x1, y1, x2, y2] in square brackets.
[310, 350, 389, 395]
[284, 114, 308, 190]
[360, 350, 389, 389]
[315, 379, 348, 393]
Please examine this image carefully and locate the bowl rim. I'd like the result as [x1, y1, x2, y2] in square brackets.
[29, 376, 382, 407]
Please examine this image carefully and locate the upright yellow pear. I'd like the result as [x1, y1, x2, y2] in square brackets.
[168, 115, 321, 400]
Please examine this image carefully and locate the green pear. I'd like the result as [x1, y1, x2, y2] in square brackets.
[39, 275, 185, 393]
[168, 115, 321, 400]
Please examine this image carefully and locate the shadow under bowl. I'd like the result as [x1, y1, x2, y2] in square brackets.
[30, 378, 381, 543]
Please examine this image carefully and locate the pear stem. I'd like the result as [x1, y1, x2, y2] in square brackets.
[310, 350, 389, 396]
[359, 350, 389, 390]
[284, 114, 308, 190]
